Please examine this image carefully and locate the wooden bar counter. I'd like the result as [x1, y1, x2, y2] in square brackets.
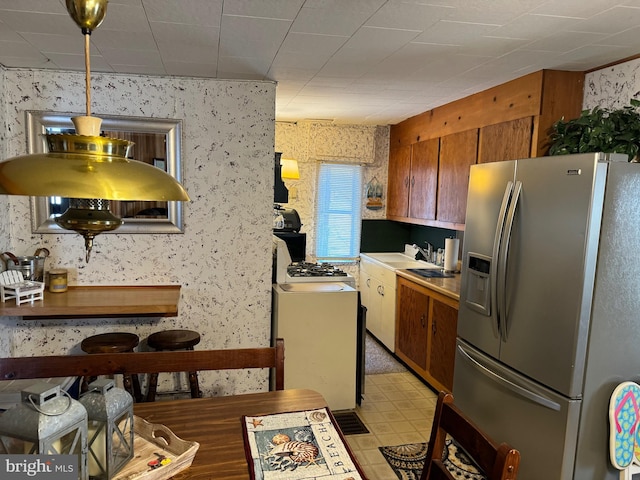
[0, 285, 180, 319]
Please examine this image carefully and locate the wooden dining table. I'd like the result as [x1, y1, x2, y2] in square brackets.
[132, 388, 365, 480]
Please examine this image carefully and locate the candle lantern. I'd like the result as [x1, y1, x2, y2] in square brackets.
[0, 382, 88, 480]
[79, 379, 134, 479]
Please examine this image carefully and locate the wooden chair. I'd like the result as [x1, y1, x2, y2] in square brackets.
[0, 338, 285, 396]
[422, 391, 520, 480]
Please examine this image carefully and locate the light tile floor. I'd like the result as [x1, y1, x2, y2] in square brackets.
[345, 372, 439, 480]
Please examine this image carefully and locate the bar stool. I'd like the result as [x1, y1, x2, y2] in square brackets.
[80, 332, 143, 402]
[146, 329, 202, 402]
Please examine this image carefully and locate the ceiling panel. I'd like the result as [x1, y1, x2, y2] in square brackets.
[0, 0, 639, 125]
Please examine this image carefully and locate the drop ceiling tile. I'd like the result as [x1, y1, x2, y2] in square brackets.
[280, 31, 348, 54]
[569, 6, 640, 35]
[217, 55, 272, 76]
[109, 63, 167, 76]
[219, 15, 290, 58]
[142, 0, 222, 25]
[531, 0, 621, 18]
[412, 21, 499, 45]
[524, 30, 609, 53]
[272, 49, 333, 70]
[99, 46, 164, 67]
[222, 0, 304, 19]
[0, 1, 65, 14]
[0, 39, 48, 59]
[456, 35, 533, 57]
[19, 33, 85, 55]
[442, 0, 547, 24]
[0, 22, 27, 42]
[598, 25, 640, 47]
[90, 30, 157, 51]
[164, 60, 217, 77]
[291, 4, 373, 36]
[150, 21, 219, 47]
[98, 4, 151, 32]
[341, 26, 420, 52]
[46, 52, 112, 72]
[157, 42, 217, 64]
[365, 2, 452, 30]
[0, 10, 71, 35]
[559, 43, 638, 66]
[489, 13, 583, 39]
[0, 54, 51, 68]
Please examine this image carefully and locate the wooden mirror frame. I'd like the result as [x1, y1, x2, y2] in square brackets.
[26, 111, 185, 234]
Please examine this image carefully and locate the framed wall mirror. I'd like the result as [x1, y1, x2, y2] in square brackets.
[27, 111, 185, 234]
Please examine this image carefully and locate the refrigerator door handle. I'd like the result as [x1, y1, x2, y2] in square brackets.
[492, 181, 514, 335]
[457, 343, 561, 411]
[497, 180, 522, 342]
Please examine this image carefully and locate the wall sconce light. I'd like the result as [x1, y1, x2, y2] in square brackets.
[79, 379, 134, 480]
[0, 382, 88, 480]
[280, 158, 300, 180]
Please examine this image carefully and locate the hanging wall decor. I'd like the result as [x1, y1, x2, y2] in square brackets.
[365, 177, 383, 210]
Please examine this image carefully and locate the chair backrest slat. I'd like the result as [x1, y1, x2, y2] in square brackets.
[421, 391, 520, 480]
[0, 337, 285, 391]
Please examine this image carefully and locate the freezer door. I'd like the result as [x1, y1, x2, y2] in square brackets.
[453, 340, 581, 480]
[499, 154, 607, 397]
[458, 160, 515, 359]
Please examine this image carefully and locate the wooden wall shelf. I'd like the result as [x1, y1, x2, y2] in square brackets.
[0, 285, 181, 319]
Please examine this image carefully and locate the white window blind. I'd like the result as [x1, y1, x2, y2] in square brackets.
[315, 163, 362, 261]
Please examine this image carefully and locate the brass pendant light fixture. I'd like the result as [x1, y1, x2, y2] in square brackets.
[0, 0, 190, 262]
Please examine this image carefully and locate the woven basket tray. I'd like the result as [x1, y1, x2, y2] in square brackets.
[113, 415, 199, 480]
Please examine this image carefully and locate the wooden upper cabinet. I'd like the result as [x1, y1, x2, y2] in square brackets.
[388, 69, 584, 229]
[437, 129, 478, 225]
[478, 117, 533, 163]
[387, 145, 411, 217]
[409, 138, 439, 220]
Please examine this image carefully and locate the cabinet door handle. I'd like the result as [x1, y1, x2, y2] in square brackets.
[420, 314, 425, 328]
[411, 176, 415, 187]
[379, 285, 384, 296]
[366, 278, 370, 288]
[404, 177, 409, 187]
[432, 319, 436, 336]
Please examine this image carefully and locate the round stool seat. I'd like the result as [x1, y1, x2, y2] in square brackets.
[147, 330, 200, 351]
[80, 332, 142, 402]
[81, 332, 139, 354]
[146, 329, 202, 402]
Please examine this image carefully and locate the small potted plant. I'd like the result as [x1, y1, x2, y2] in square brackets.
[548, 99, 640, 161]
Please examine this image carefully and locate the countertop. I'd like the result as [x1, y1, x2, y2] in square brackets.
[360, 252, 460, 301]
[395, 269, 460, 301]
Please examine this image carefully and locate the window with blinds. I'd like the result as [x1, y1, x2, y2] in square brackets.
[315, 163, 362, 261]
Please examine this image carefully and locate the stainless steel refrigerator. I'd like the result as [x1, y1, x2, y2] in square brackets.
[454, 152, 640, 480]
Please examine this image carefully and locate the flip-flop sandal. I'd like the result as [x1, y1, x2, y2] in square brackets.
[610, 381, 640, 469]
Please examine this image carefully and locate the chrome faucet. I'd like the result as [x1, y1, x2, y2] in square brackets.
[413, 242, 434, 262]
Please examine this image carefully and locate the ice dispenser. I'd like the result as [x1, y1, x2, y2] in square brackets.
[464, 253, 491, 315]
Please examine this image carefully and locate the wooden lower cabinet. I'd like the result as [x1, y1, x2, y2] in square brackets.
[395, 277, 458, 392]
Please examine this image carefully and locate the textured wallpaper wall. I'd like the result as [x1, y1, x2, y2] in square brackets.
[0, 68, 276, 395]
[584, 58, 640, 110]
[275, 121, 390, 280]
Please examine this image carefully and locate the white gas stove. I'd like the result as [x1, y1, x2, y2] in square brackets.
[273, 235, 355, 287]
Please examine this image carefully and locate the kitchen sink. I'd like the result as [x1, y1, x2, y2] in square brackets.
[384, 261, 439, 270]
[363, 252, 439, 270]
[406, 268, 454, 278]
[364, 252, 418, 263]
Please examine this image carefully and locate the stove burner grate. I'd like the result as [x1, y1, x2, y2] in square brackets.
[287, 262, 348, 277]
